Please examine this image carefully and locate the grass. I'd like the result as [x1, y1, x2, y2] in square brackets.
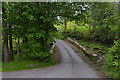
[76, 39, 109, 48]
[2, 36, 56, 72]
[55, 21, 89, 33]
[71, 39, 109, 56]
[2, 58, 56, 72]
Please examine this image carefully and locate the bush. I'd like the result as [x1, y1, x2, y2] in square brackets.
[91, 26, 115, 44]
[18, 39, 52, 61]
[77, 40, 108, 55]
[62, 30, 86, 40]
[104, 40, 120, 78]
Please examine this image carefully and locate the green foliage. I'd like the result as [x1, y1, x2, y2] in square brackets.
[2, 2, 59, 61]
[90, 2, 119, 44]
[76, 40, 108, 55]
[2, 2, 120, 78]
[66, 30, 84, 39]
[2, 2, 90, 61]
[54, 31, 65, 39]
[55, 21, 89, 32]
[104, 40, 120, 78]
[91, 25, 116, 44]
[56, 2, 120, 78]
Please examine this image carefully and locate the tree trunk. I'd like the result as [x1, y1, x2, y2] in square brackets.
[70, 22, 71, 31]
[17, 37, 20, 60]
[92, 22, 95, 32]
[88, 24, 91, 35]
[3, 31, 10, 62]
[64, 19, 67, 32]
[9, 25, 14, 61]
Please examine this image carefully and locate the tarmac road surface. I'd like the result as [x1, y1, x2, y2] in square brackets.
[2, 40, 100, 78]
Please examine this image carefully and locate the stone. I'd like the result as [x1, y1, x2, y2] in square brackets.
[29, 65, 34, 67]
[10, 66, 15, 68]
[92, 54, 98, 57]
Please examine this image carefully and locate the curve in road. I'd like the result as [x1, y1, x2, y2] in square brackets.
[2, 40, 100, 78]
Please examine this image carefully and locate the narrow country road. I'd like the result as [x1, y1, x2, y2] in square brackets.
[3, 40, 100, 78]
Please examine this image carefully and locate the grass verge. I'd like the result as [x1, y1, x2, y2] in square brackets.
[2, 58, 56, 72]
[74, 39, 109, 56]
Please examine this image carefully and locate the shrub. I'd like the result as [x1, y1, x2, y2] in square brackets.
[18, 38, 52, 61]
[91, 25, 115, 44]
[62, 30, 86, 40]
[104, 40, 120, 78]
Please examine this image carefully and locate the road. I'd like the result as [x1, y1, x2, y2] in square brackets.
[2, 40, 100, 78]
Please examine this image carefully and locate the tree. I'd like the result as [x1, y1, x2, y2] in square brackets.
[3, 31, 9, 62]
[2, 3, 10, 62]
[9, 24, 14, 61]
[2, 2, 59, 61]
[88, 2, 118, 44]
[57, 2, 88, 32]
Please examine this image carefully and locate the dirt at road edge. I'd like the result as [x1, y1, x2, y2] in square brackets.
[53, 46, 61, 64]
